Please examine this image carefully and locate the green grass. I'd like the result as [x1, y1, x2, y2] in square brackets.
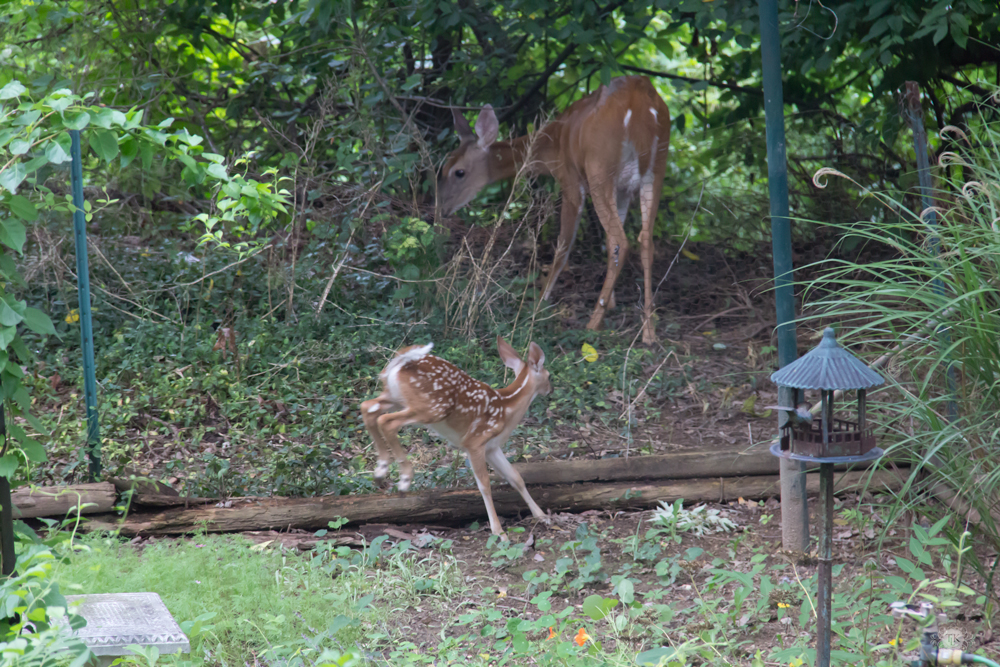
[51, 533, 372, 665]
[21, 239, 704, 497]
[34, 497, 986, 667]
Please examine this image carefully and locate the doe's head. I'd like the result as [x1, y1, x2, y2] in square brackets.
[438, 105, 499, 216]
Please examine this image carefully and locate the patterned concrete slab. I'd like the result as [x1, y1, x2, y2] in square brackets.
[64, 592, 189, 658]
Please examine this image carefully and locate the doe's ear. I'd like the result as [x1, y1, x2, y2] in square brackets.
[527, 342, 546, 371]
[497, 336, 525, 374]
[452, 107, 475, 142]
[475, 105, 499, 149]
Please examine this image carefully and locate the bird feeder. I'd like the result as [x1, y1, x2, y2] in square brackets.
[769, 327, 885, 667]
[771, 327, 884, 460]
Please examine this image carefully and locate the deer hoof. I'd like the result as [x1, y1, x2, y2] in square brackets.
[397, 475, 412, 493]
[374, 460, 389, 480]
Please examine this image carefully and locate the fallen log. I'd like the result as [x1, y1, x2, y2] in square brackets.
[110, 477, 179, 497]
[508, 450, 897, 485]
[12, 482, 116, 519]
[82, 468, 905, 537]
[127, 494, 219, 508]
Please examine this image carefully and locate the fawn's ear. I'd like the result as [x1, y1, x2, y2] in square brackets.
[497, 336, 525, 374]
[528, 342, 546, 371]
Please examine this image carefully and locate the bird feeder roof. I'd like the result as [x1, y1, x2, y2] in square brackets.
[770, 328, 885, 391]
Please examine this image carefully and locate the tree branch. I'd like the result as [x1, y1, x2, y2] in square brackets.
[620, 64, 762, 97]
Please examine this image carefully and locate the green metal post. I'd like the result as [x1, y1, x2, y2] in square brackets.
[0, 407, 15, 577]
[70, 131, 102, 479]
[758, 0, 808, 551]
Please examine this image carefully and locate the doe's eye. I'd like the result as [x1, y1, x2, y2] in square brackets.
[455, 169, 465, 178]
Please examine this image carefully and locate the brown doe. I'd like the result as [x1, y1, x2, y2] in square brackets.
[438, 76, 671, 344]
[360, 337, 551, 538]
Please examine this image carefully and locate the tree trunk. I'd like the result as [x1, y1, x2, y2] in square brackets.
[13, 482, 116, 519]
[84, 469, 904, 537]
[506, 450, 888, 485]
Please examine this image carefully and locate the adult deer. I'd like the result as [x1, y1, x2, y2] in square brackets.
[438, 76, 670, 344]
[360, 337, 551, 538]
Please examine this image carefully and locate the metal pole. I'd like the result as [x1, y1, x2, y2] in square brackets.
[70, 131, 102, 480]
[903, 82, 957, 423]
[817, 461, 834, 667]
[758, 0, 808, 552]
[0, 405, 15, 577]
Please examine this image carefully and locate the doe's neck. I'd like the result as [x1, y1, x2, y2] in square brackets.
[486, 129, 559, 183]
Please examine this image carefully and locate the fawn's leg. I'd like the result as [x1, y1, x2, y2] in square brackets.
[465, 436, 506, 539]
[485, 446, 549, 523]
[360, 395, 393, 480]
[376, 408, 419, 491]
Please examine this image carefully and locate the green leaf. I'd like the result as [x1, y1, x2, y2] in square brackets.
[0, 326, 15, 350]
[637, 647, 676, 666]
[0, 218, 27, 252]
[581, 594, 618, 621]
[9, 423, 46, 462]
[9, 195, 38, 221]
[140, 142, 155, 170]
[616, 579, 635, 605]
[19, 437, 46, 462]
[23, 409, 48, 437]
[0, 163, 28, 193]
[0, 297, 24, 326]
[0, 254, 18, 279]
[22, 154, 48, 175]
[88, 129, 119, 162]
[46, 95, 74, 113]
[929, 515, 949, 537]
[119, 134, 138, 168]
[9, 138, 30, 155]
[11, 384, 30, 411]
[63, 111, 91, 130]
[949, 20, 968, 49]
[14, 109, 40, 127]
[0, 81, 26, 100]
[44, 136, 72, 164]
[895, 556, 916, 575]
[933, 20, 948, 42]
[206, 163, 228, 181]
[22, 307, 55, 335]
[9, 335, 29, 365]
[0, 454, 18, 478]
[92, 107, 115, 129]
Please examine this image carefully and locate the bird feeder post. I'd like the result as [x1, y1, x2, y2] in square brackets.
[817, 460, 834, 667]
[769, 328, 885, 667]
